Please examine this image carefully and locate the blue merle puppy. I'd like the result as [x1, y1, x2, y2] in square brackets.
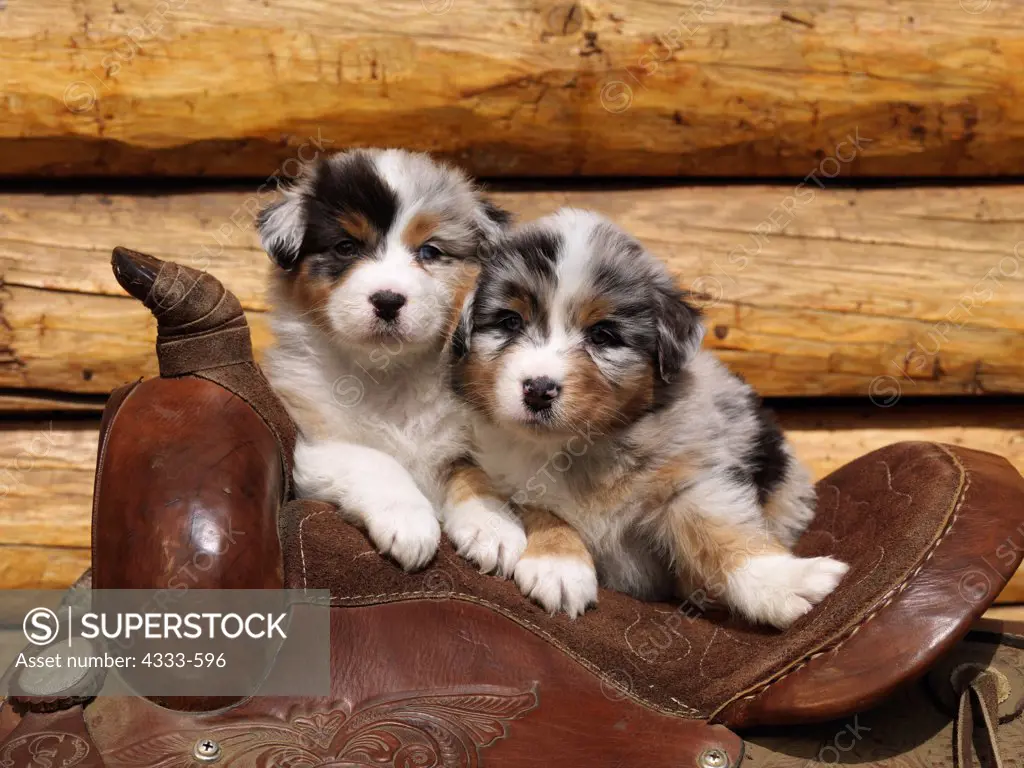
[451, 208, 848, 626]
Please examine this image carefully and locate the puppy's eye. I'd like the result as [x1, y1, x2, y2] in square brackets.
[334, 239, 358, 256]
[497, 311, 523, 334]
[587, 322, 622, 347]
[417, 244, 444, 261]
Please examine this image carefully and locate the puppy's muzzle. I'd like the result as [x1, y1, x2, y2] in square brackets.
[369, 290, 407, 322]
[522, 376, 562, 412]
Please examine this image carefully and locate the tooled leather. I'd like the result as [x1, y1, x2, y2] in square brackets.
[710, 443, 972, 721]
[99, 688, 538, 766]
[294, 505, 701, 720]
[0, 707, 106, 767]
[712, 444, 1024, 727]
[286, 442, 1024, 724]
[294, 458, 934, 720]
[80, 602, 743, 768]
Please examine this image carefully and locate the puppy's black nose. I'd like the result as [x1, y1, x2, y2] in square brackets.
[369, 290, 406, 321]
[522, 377, 561, 412]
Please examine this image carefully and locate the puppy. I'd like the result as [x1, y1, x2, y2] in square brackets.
[258, 149, 526, 574]
[452, 208, 848, 627]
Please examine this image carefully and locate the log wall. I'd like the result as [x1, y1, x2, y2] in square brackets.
[3, 185, 1024, 401]
[3, 1, 1024, 177]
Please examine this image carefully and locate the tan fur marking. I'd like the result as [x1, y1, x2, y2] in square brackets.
[567, 450, 693, 524]
[508, 298, 532, 323]
[561, 351, 654, 433]
[506, 290, 533, 324]
[401, 211, 442, 250]
[669, 514, 786, 592]
[573, 295, 612, 328]
[338, 211, 378, 246]
[562, 351, 616, 428]
[520, 505, 593, 565]
[292, 260, 340, 328]
[445, 262, 481, 339]
[275, 387, 330, 441]
[274, 241, 370, 332]
[459, 345, 504, 418]
[615, 364, 656, 423]
[573, 477, 635, 520]
[642, 460, 698, 511]
[273, 266, 329, 327]
[445, 457, 501, 505]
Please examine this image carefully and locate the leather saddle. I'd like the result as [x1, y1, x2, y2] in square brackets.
[2, 247, 1023, 767]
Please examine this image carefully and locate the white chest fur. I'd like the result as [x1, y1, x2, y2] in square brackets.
[471, 420, 596, 516]
[266, 324, 470, 506]
[470, 418, 676, 598]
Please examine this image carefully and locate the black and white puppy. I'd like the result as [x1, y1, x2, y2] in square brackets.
[452, 208, 848, 627]
[258, 149, 526, 574]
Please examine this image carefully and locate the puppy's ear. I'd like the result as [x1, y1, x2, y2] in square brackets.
[474, 196, 513, 243]
[258, 158, 325, 269]
[654, 279, 705, 382]
[258, 191, 306, 270]
[450, 290, 475, 362]
[482, 198, 513, 228]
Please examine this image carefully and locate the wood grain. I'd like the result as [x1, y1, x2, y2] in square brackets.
[2, 403, 1021, 595]
[783, 401, 1024, 481]
[0, 424, 97, 550]
[0, 545, 92, 590]
[0, 392, 107, 412]
[3, 185, 1024, 399]
[981, 605, 1024, 622]
[2, 1, 1024, 177]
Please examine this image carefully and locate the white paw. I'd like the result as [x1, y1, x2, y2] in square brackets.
[514, 555, 598, 619]
[444, 504, 527, 577]
[365, 502, 441, 572]
[725, 554, 849, 629]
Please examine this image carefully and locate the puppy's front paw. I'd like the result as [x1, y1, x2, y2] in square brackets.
[514, 555, 598, 619]
[444, 503, 527, 577]
[726, 553, 849, 629]
[366, 502, 441, 572]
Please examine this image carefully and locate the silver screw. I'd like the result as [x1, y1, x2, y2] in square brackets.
[193, 737, 222, 763]
[698, 747, 729, 768]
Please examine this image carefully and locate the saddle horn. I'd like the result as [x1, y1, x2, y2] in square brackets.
[111, 246, 253, 378]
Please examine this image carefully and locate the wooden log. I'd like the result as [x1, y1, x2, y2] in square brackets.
[2, 185, 1023, 399]
[2, 403, 1023, 594]
[0, 423, 96, 589]
[998, 582, 1024, 604]
[0, 391, 107, 412]
[0, 424, 97, 552]
[982, 605, 1024, 622]
[0, 545, 92, 590]
[3, 1, 1024, 177]
[781, 400, 1024, 481]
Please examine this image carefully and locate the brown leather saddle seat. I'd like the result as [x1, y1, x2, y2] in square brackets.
[282, 438, 1019, 727]
[4, 247, 1023, 767]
